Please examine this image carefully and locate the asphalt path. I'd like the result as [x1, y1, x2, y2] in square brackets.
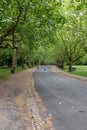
[33, 67, 87, 130]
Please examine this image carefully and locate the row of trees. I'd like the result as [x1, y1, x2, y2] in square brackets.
[0, 0, 87, 72]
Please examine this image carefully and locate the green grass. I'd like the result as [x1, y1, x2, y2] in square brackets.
[0, 66, 28, 80]
[64, 65, 87, 77]
[16, 66, 28, 72]
[0, 68, 10, 79]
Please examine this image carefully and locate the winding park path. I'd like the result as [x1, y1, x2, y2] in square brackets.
[33, 66, 87, 130]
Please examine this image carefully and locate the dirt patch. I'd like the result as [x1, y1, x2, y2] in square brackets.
[0, 69, 33, 130]
[0, 67, 54, 130]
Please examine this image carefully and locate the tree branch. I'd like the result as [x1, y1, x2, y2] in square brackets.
[0, 44, 11, 49]
[0, 8, 23, 45]
[58, 31, 70, 59]
[73, 53, 85, 62]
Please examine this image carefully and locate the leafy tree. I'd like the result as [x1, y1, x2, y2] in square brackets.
[1, 0, 87, 74]
[53, 0, 87, 71]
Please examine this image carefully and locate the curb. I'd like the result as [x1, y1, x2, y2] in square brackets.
[51, 66, 87, 83]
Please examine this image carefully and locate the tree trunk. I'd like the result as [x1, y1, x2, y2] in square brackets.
[10, 29, 17, 74]
[61, 61, 64, 69]
[11, 48, 17, 73]
[1, 62, 4, 69]
[21, 57, 25, 69]
[39, 59, 41, 66]
[69, 60, 72, 72]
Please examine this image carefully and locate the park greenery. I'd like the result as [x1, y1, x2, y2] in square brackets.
[0, 0, 87, 74]
[64, 65, 87, 77]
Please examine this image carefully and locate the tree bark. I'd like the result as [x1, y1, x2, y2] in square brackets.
[11, 48, 17, 73]
[61, 61, 64, 69]
[10, 29, 17, 73]
[69, 60, 72, 72]
[1, 62, 4, 69]
[21, 57, 25, 69]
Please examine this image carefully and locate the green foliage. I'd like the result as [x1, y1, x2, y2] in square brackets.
[0, 48, 12, 68]
[81, 54, 87, 65]
[0, 0, 87, 73]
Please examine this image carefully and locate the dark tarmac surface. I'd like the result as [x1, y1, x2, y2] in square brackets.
[33, 67, 87, 130]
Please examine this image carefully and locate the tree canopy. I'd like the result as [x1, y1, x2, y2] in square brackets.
[0, 0, 87, 72]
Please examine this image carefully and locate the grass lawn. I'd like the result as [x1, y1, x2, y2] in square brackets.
[0, 68, 10, 79]
[0, 66, 28, 79]
[64, 65, 87, 77]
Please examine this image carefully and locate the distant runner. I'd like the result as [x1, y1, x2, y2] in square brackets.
[44, 66, 47, 71]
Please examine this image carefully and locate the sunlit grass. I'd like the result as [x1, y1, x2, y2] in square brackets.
[0, 66, 28, 79]
[64, 65, 87, 77]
